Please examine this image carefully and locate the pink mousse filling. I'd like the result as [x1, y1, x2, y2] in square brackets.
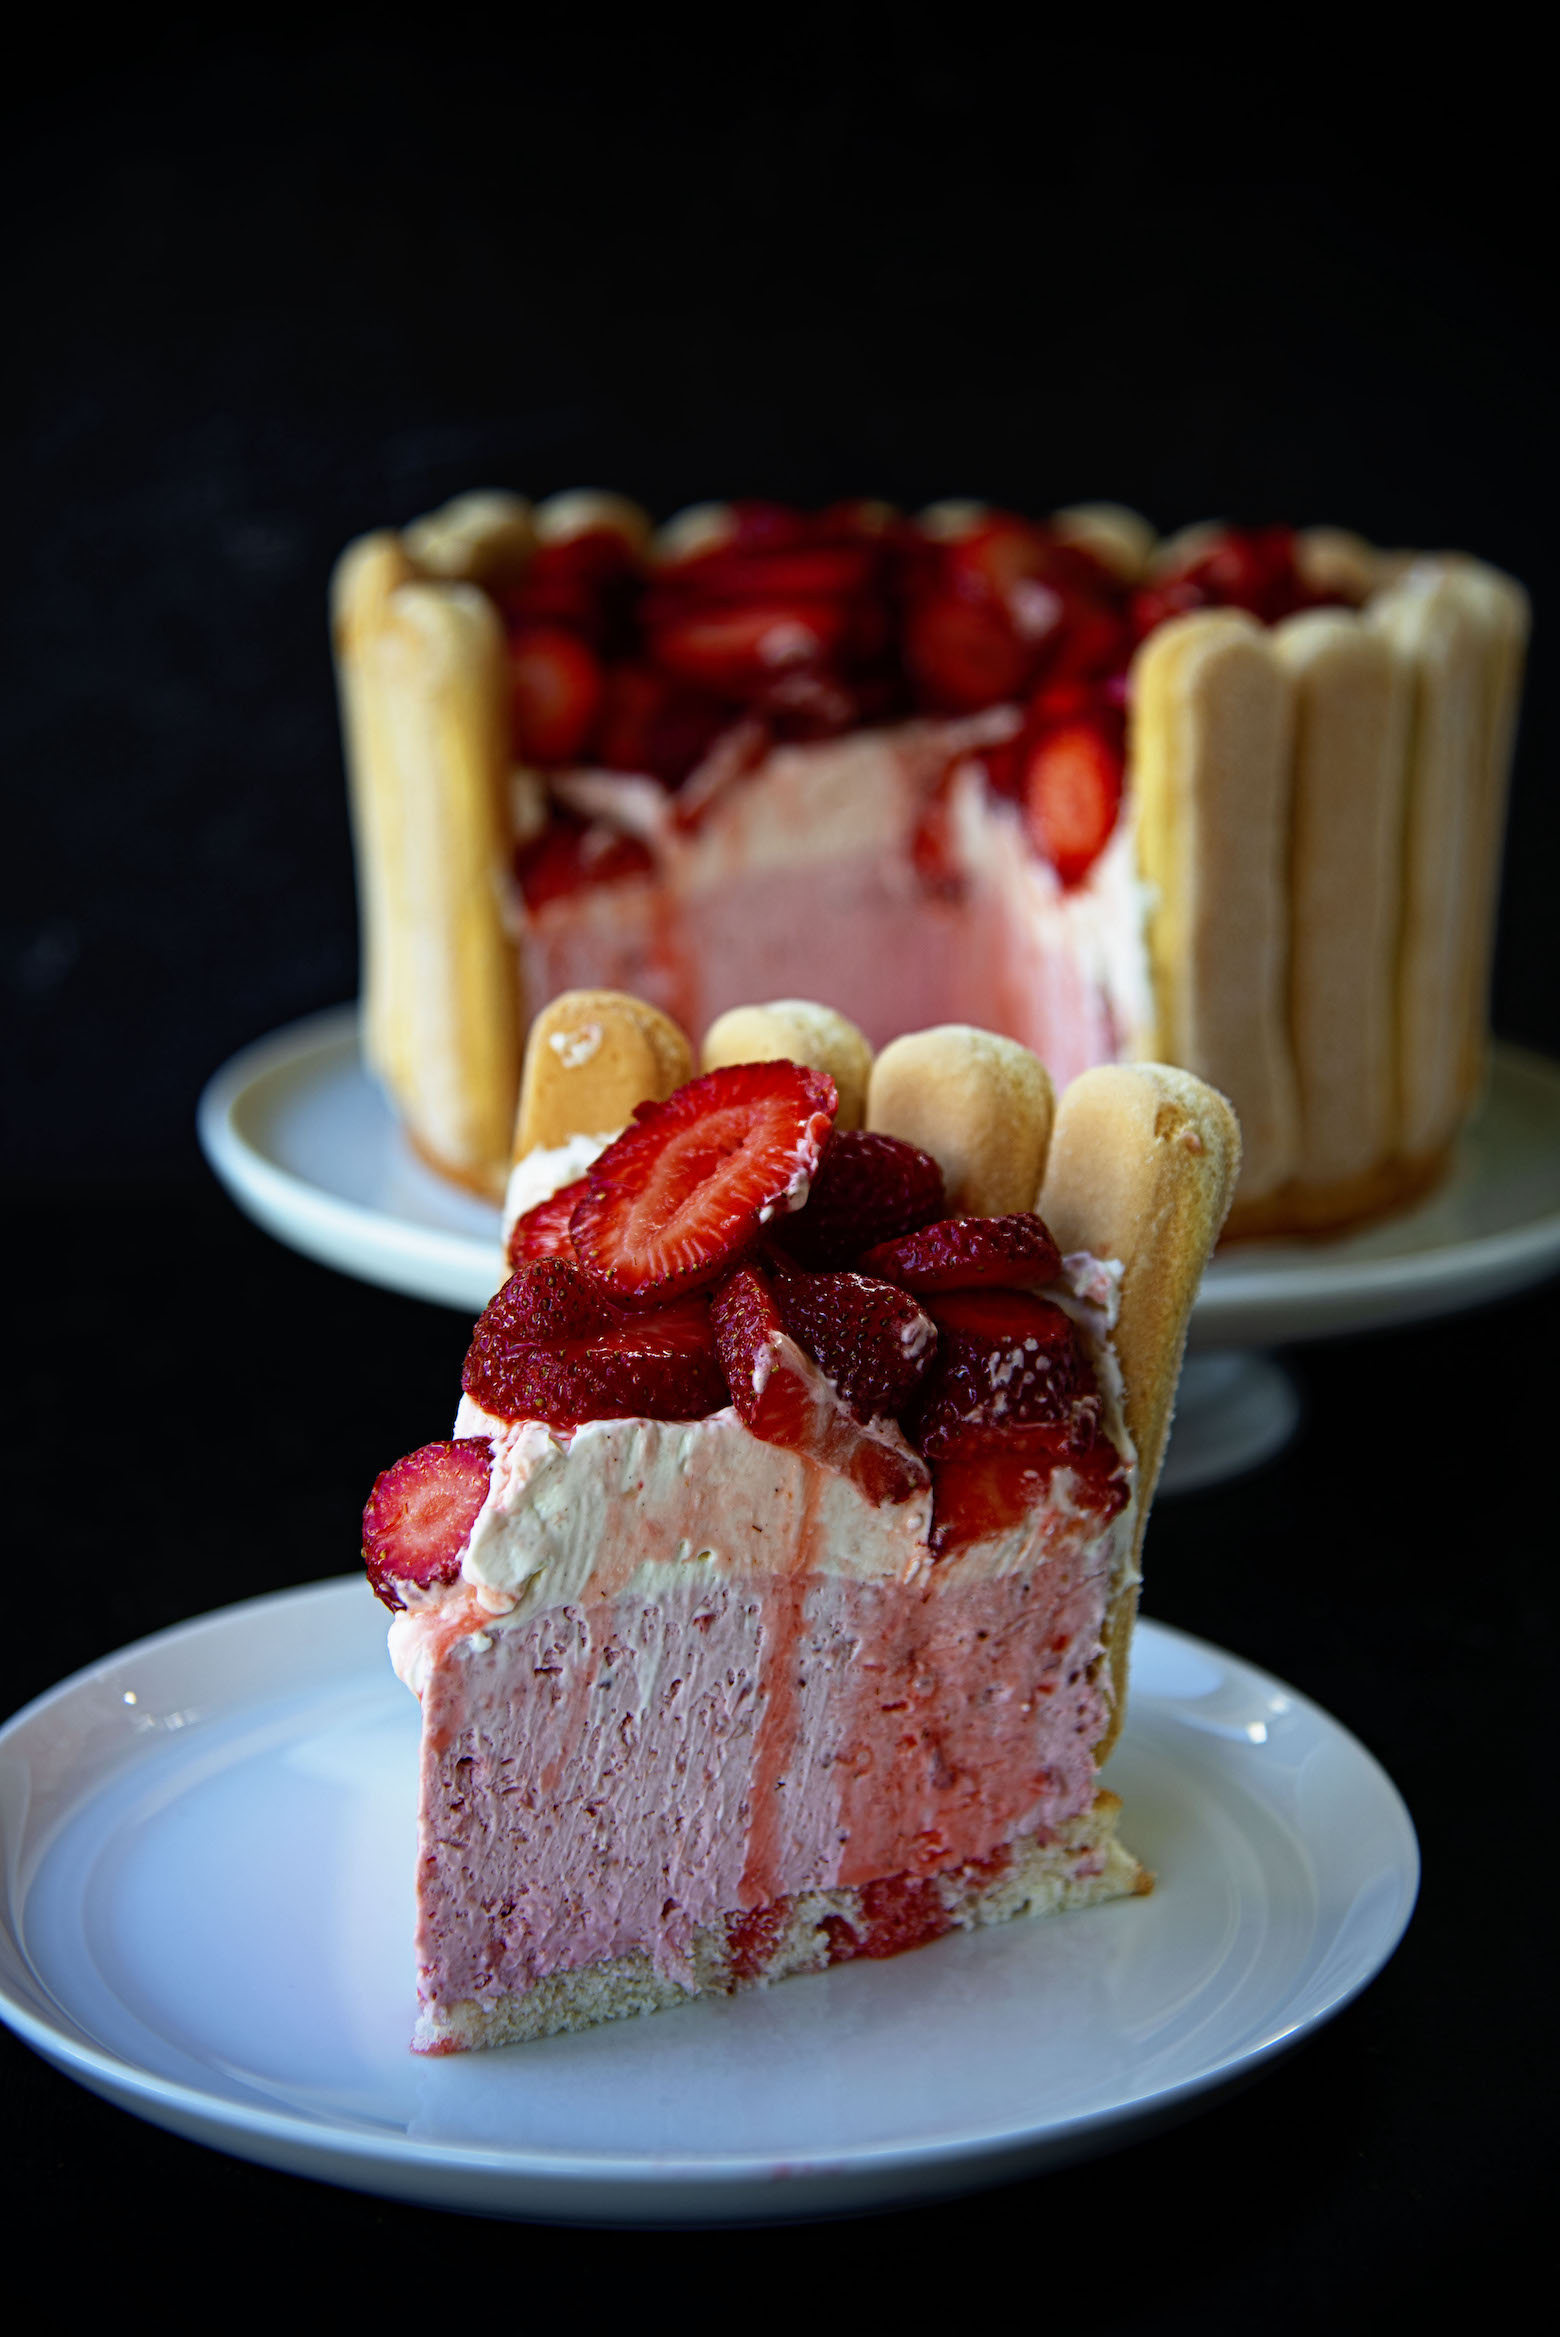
[409, 1527, 1114, 2017]
[518, 728, 1147, 1081]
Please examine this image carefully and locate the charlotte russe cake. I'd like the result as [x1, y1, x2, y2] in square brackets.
[362, 991, 1239, 2052]
[333, 490, 1526, 1238]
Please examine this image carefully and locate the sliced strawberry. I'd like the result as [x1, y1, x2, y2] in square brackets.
[495, 531, 642, 640]
[647, 599, 850, 693]
[711, 1261, 930, 1508]
[569, 1061, 838, 1306]
[939, 511, 1055, 604]
[660, 543, 876, 603]
[903, 593, 1033, 713]
[772, 1268, 937, 1422]
[362, 1438, 492, 1612]
[462, 1274, 728, 1429]
[1021, 717, 1124, 887]
[927, 1439, 1126, 1556]
[857, 1211, 1062, 1292]
[505, 1175, 588, 1270]
[508, 626, 604, 766]
[1040, 592, 1132, 686]
[905, 1290, 1101, 1460]
[595, 662, 732, 787]
[514, 818, 655, 911]
[773, 1129, 946, 1269]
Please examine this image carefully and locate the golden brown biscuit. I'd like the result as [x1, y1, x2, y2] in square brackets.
[867, 1026, 1054, 1214]
[515, 991, 693, 1158]
[700, 1001, 873, 1131]
[1040, 1063, 1241, 1757]
[1050, 503, 1157, 582]
[402, 490, 535, 587]
[1131, 612, 1298, 1201]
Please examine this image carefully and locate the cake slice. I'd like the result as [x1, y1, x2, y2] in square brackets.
[363, 995, 1239, 2052]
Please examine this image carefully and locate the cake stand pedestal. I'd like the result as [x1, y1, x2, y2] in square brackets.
[199, 1008, 1560, 1492]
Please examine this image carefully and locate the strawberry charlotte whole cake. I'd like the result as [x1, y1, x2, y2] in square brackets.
[334, 489, 1526, 1239]
[362, 991, 1239, 2051]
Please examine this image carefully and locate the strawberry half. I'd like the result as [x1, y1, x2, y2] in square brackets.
[857, 1211, 1062, 1292]
[711, 1261, 930, 1509]
[505, 1176, 588, 1270]
[647, 599, 850, 693]
[362, 1438, 493, 1612]
[1021, 717, 1124, 887]
[772, 1268, 937, 1423]
[905, 1290, 1102, 1460]
[462, 1263, 729, 1429]
[570, 1061, 837, 1307]
[773, 1129, 946, 1269]
[508, 626, 604, 766]
[904, 593, 1033, 713]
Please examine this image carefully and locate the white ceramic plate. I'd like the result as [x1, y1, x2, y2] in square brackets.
[0, 1580, 1417, 2224]
[198, 1008, 1560, 1346]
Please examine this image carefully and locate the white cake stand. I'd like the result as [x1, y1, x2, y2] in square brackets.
[198, 1008, 1560, 1493]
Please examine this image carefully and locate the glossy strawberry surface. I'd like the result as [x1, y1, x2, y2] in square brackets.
[362, 1438, 493, 1611]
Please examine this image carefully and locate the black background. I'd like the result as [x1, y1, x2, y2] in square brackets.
[4, 17, 1556, 2317]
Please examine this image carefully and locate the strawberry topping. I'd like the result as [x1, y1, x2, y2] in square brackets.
[569, 1061, 838, 1306]
[903, 593, 1033, 713]
[710, 1260, 930, 1509]
[906, 1290, 1103, 1459]
[857, 1211, 1062, 1292]
[462, 1262, 728, 1429]
[504, 1176, 588, 1269]
[1021, 716, 1125, 888]
[514, 818, 655, 911]
[362, 1438, 493, 1612]
[508, 626, 604, 766]
[772, 1268, 938, 1423]
[773, 1129, 947, 1269]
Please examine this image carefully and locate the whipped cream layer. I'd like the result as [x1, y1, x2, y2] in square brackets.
[390, 1266, 1135, 2021]
[516, 717, 1153, 1063]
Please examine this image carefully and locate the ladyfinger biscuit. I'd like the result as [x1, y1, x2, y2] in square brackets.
[1039, 1064, 1240, 1759]
[1272, 610, 1411, 1194]
[333, 572, 521, 1196]
[1295, 525, 1385, 605]
[515, 990, 693, 1158]
[700, 1001, 873, 1130]
[866, 1026, 1054, 1215]
[1367, 567, 1493, 1167]
[332, 531, 419, 1083]
[1049, 503, 1157, 583]
[402, 490, 535, 587]
[1440, 560, 1530, 1113]
[533, 490, 652, 552]
[1131, 611, 1299, 1201]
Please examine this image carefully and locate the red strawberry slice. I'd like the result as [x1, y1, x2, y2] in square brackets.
[771, 1268, 937, 1422]
[857, 1212, 1062, 1292]
[569, 1061, 838, 1306]
[648, 599, 850, 692]
[495, 531, 642, 639]
[903, 593, 1033, 713]
[660, 543, 877, 603]
[505, 1175, 588, 1270]
[927, 1440, 1127, 1556]
[1021, 717, 1124, 887]
[773, 1130, 947, 1269]
[508, 626, 604, 765]
[939, 511, 1055, 602]
[595, 662, 733, 787]
[514, 818, 655, 911]
[462, 1271, 728, 1429]
[711, 1261, 930, 1508]
[362, 1438, 493, 1612]
[905, 1290, 1102, 1459]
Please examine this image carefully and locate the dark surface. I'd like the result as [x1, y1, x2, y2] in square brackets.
[3, 21, 1556, 2317]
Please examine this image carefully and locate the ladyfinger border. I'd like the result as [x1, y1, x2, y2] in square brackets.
[331, 495, 1526, 1228]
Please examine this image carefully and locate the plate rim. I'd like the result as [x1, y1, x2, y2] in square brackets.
[197, 1008, 1560, 1334]
[0, 1579, 1421, 2202]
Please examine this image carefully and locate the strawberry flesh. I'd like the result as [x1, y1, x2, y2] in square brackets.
[508, 626, 604, 765]
[505, 1176, 588, 1270]
[857, 1211, 1062, 1292]
[570, 1060, 837, 1307]
[772, 1268, 937, 1423]
[906, 1290, 1102, 1459]
[362, 1438, 493, 1612]
[711, 1260, 930, 1509]
[773, 1129, 946, 1269]
[1021, 716, 1124, 887]
[462, 1271, 728, 1429]
[903, 593, 1033, 713]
